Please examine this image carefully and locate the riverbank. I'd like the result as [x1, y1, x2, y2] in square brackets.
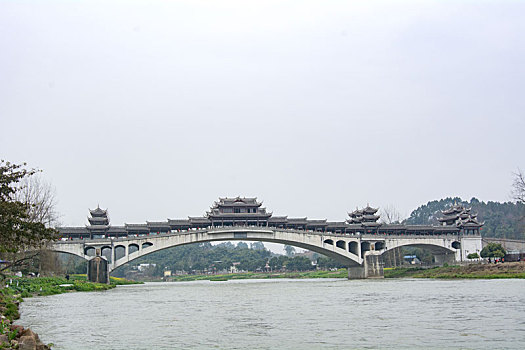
[384, 261, 525, 279]
[0, 275, 140, 349]
[162, 269, 348, 282]
[157, 262, 525, 282]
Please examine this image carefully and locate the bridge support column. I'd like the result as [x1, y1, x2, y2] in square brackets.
[87, 250, 109, 284]
[348, 255, 384, 279]
[364, 254, 384, 278]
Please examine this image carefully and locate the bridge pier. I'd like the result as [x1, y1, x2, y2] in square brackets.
[348, 254, 384, 279]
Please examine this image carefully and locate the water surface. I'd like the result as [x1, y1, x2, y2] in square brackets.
[17, 278, 525, 349]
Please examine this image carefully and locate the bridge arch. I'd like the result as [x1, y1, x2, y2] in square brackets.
[361, 242, 370, 255]
[129, 244, 139, 254]
[142, 242, 153, 249]
[115, 245, 126, 260]
[112, 238, 362, 273]
[349, 241, 358, 255]
[84, 247, 95, 256]
[381, 242, 458, 255]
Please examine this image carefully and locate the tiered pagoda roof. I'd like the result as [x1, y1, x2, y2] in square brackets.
[348, 205, 380, 227]
[438, 203, 483, 229]
[207, 196, 271, 221]
[87, 206, 109, 232]
[89, 207, 108, 217]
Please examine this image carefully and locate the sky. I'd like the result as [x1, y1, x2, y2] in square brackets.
[1, 0, 524, 231]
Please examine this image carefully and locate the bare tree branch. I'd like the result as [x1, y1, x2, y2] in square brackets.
[14, 174, 61, 227]
[380, 204, 402, 224]
[512, 168, 525, 205]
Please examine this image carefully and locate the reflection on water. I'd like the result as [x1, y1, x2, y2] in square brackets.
[17, 278, 525, 349]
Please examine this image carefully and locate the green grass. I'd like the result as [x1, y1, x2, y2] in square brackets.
[384, 265, 525, 279]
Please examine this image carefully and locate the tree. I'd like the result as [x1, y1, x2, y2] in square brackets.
[480, 243, 506, 259]
[237, 242, 249, 249]
[284, 245, 295, 257]
[380, 204, 402, 224]
[467, 252, 479, 259]
[14, 174, 60, 227]
[513, 169, 525, 204]
[285, 256, 312, 271]
[0, 161, 58, 278]
[250, 242, 265, 250]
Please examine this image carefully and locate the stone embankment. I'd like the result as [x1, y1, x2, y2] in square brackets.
[1, 297, 49, 350]
[0, 320, 50, 350]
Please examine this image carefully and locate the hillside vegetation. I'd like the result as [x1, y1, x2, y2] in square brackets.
[405, 197, 524, 240]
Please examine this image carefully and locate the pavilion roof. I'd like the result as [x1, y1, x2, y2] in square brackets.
[57, 227, 90, 234]
[189, 217, 211, 223]
[147, 221, 171, 229]
[89, 206, 107, 217]
[214, 197, 262, 207]
[362, 205, 379, 215]
[107, 226, 127, 233]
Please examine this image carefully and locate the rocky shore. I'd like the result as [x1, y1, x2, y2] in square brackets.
[0, 319, 50, 350]
[0, 295, 50, 350]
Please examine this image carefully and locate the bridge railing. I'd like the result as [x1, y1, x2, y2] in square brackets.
[54, 225, 474, 244]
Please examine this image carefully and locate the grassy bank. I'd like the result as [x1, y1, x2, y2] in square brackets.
[0, 275, 140, 321]
[165, 269, 348, 282]
[3, 274, 141, 298]
[152, 263, 525, 282]
[384, 262, 525, 279]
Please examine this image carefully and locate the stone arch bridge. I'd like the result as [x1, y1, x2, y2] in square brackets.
[50, 226, 481, 280]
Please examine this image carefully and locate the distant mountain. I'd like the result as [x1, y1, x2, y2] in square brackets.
[404, 197, 525, 240]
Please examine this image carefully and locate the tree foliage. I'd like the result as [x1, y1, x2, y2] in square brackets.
[480, 243, 506, 258]
[284, 245, 296, 257]
[0, 161, 58, 254]
[467, 252, 480, 259]
[404, 197, 525, 240]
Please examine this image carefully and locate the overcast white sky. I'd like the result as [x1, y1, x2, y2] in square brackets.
[1, 0, 524, 229]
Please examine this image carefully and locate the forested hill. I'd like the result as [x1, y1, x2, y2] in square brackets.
[404, 197, 525, 240]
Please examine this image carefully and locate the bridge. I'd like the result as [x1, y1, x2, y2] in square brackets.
[53, 198, 483, 281]
[50, 226, 482, 281]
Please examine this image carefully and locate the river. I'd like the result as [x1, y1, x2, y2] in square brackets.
[16, 278, 525, 349]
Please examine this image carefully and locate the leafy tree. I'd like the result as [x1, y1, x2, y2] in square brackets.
[480, 243, 506, 258]
[284, 245, 295, 257]
[316, 256, 346, 269]
[0, 161, 58, 278]
[467, 252, 480, 259]
[237, 242, 249, 249]
[250, 242, 265, 250]
[285, 256, 312, 271]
